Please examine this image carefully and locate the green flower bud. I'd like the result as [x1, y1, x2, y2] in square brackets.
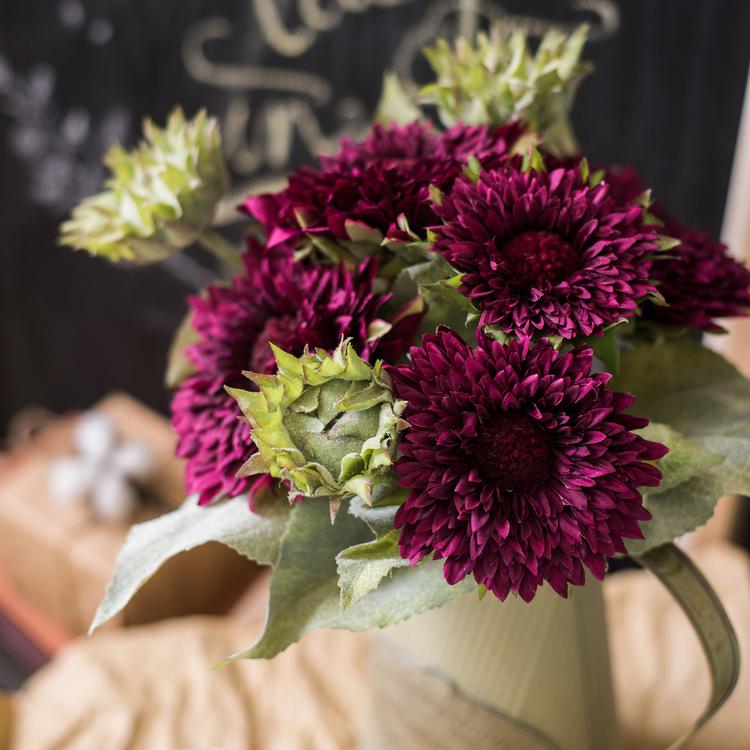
[227, 341, 407, 509]
[60, 108, 229, 263]
[421, 24, 591, 154]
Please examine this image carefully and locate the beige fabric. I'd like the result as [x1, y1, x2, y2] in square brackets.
[10, 617, 368, 750]
[4, 542, 750, 749]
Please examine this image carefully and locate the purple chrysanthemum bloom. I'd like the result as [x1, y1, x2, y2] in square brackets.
[243, 121, 523, 248]
[432, 166, 660, 339]
[643, 218, 750, 332]
[435, 121, 526, 165]
[329, 120, 524, 170]
[601, 166, 750, 332]
[326, 121, 439, 169]
[171, 241, 421, 506]
[391, 329, 667, 602]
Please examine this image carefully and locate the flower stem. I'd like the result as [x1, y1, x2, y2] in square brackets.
[197, 229, 243, 273]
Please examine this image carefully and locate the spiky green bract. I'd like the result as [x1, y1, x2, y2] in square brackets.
[227, 340, 407, 505]
[421, 24, 590, 153]
[60, 108, 228, 263]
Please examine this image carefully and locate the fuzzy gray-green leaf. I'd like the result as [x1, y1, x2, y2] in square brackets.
[616, 339, 750, 553]
[91, 494, 289, 633]
[336, 530, 408, 609]
[222, 501, 473, 661]
[580, 327, 620, 374]
[348, 492, 403, 536]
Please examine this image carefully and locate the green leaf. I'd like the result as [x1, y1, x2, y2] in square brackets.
[579, 156, 590, 183]
[625, 423, 724, 553]
[375, 72, 422, 125]
[483, 325, 512, 344]
[615, 338, 750, 553]
[348, 492, 403, 536]
[442, 273, 463, 289]
[589, 168, 605, 187]
[647, 288, 669, 307]
[521, 144, 546, 173]
[419, 278, 479, 341]
[396, 213, 420, 240]
[616, 339, 750, 435]
[638, 424, 722, 495]
[464, 155, 482, 182]
[657, 234, 681, 251]
[222, 501, 474, 661]
[630, 436, 750, 555]
[345, 220, 384, 245]
[336, 530, 408, 609]
[579, 327, 620, 373]
[308, 234, 352, 264]
[384, 240, 435, 266]
[164, 307, 199, 388]
[90, 494, 290, 633]
[428, 183, 445, 206]
[420, 278, 475, 310]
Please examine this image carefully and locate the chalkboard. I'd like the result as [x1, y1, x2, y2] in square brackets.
[1, 0, 748, 430]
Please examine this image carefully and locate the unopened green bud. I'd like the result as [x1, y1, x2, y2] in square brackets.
[60, 108, 228, 263]
[421, 23, 591, 154]
[228, 340, 407, 508]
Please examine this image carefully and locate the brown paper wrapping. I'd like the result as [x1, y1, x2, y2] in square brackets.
[0, 394, 257, 636]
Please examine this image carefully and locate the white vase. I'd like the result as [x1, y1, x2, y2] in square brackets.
[361, 580, 619, 750]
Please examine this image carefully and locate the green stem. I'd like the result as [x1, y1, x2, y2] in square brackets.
[197, 228, 243, 273]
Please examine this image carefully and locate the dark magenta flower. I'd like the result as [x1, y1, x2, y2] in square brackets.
[643, 218, 750, 332]
[602, 166, 750, 332]
[171, 241, 421, 506]
[326, 121, 439, 169]
[463, 152, 750, 333]
[243, 121, 523, 248]
[436, 121, 525, 165]
[391, 329, 666, 602]
[432, 166, 659, 339]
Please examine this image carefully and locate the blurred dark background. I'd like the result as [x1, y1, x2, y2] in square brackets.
[1, 0, 749, 431]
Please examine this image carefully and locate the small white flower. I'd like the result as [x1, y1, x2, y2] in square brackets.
[48, 409, 155, 523]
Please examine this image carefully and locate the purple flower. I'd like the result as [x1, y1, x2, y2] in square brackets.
[171, 241, 421, 506]
[436, 121, 525, 165]
[391, 329, 666, 602]
[326, 121, 439, 169]
[643, 219, 750, 332]
[243, 121, 523, 248]
[602, 166, 750, 332]
[432, 166, 659, 339]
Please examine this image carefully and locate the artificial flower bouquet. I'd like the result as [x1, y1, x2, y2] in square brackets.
[62, 24, 746, 748]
